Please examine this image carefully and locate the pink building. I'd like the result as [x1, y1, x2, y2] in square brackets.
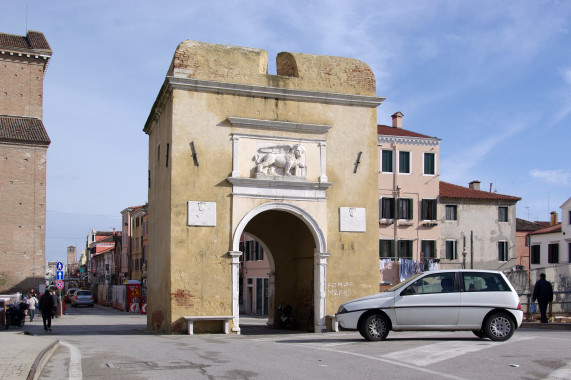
[239, 233, 270, 316]
[378, 112, 441, 286]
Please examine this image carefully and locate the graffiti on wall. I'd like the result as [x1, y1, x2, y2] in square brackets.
[327, 281, 354, 298]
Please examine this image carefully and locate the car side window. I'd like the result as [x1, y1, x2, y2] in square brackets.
[463, 273, 510, 292]
[404, 273, 456, 295]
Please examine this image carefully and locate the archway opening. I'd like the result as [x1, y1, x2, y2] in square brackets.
[240, 209, 316, 332]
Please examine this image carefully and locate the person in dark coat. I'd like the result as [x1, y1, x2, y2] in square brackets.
[39, 289, 55, 331]
[532, 273, 553, 323]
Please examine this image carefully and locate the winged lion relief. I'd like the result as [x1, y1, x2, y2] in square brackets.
[253, 144, 306, 178]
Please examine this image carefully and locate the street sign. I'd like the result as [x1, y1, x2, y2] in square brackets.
[56, 271, 64, 280]
[56, 280, 64, 290]
[56, 262, 63, 271]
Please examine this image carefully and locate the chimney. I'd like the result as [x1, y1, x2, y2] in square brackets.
[391, 111, 404, 129]
[550, 211, 558, 226]
[469, 180, 481, 191]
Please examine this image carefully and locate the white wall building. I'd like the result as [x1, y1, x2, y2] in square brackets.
[529, 198, 571, 270]
[439, 181, 520, 270]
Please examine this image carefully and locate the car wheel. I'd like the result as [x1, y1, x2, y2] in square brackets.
[484, 312, 515, 341]
[20, 318, 25, 327]
[472, 330, 485, 339]
[359, 313, 390, 341]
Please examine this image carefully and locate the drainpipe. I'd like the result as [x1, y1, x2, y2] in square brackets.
[392, 139, 399, 282]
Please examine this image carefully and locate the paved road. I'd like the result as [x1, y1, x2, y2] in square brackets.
[36, 304, 571, 380]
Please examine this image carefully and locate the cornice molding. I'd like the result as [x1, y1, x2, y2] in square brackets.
[0, 49, 51, 59]
[168, 76, 384, 107]
[227, 177, 332, 201]
[378, 135, 441, 146]
[228, 117, 331, 135]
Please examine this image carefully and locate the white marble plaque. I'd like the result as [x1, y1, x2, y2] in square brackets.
[187, 201, 216, 226]
[339, 207, 366, 232]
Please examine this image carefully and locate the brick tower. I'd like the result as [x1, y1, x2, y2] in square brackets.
[0, 31, 52, 293]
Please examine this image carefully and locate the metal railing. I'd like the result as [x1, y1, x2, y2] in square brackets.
[519, 291, 571, 321]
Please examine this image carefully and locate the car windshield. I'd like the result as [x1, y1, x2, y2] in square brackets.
[386, 272, 424, 292]
[77, 291, 91, 296]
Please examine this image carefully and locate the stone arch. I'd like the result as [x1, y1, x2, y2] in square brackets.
[230, 202, 329, 333]
[232, 202, 326, 253]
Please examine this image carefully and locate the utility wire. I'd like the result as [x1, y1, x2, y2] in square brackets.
[47, 210, 121, 218]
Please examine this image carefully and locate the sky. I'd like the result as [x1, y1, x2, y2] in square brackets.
[1, 0, 570, 263]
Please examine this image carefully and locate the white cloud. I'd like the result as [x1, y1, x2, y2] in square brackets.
[562, 68, 571, 86]
[530, 169, 571, 186]
[440, 118, 530, 182]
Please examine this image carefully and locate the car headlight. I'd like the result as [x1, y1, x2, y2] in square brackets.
[337, 305, 347, 314]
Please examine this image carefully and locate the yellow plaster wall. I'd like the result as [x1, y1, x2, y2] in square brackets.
[146, 100, 174, 332]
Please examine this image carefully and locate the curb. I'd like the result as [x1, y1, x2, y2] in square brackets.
[520, 322, 571, 330]
[27, 339, 59, 380]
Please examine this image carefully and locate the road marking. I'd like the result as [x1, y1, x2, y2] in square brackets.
[545, 362, 571, 380]
[298, 344, 468, 380]
[60, 341, 82, 380]
[380, 335, 533, 367]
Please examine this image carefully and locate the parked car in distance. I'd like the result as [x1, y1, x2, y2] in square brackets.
[71, 290, 94, 307]
[336, 269, 523, 342]
[64, 288, 80, 303]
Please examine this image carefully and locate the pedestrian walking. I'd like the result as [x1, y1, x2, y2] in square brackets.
[39, 289, 55, 331]
[52, 291, 61, 318]
[532, 273, 554, 323]
[26, 292, 38, 322]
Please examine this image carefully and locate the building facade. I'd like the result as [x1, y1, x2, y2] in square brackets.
[130, 206, 147, 281]
[0, 31, 52, 293]
[144, 40, 384, 333]
[239, 233, 270, 316]
[141, 210, 148, 287]
[86, 229, 118, 287]
[120, 205, 145, 282]
[526, 200, 571, 301]
[439, 181, 520, 270]
[515, 218, 548, 272]
[377, 113, 441, 286]
[529, 202, 571, 270]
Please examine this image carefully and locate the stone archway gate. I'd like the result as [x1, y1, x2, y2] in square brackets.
[144, 40, 384, 334]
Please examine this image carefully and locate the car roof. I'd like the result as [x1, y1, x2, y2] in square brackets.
[420, 269, 504, 274]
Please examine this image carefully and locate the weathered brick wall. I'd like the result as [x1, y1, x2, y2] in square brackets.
[0, 56, 46, 119]
[0, 143, 47, 293]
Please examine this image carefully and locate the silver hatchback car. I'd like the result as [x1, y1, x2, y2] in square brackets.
[71, 290, 94, 308]
[336, 269, 523, 341]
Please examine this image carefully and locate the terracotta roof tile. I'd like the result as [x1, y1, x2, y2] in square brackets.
[98, 236, 116, 243]
[0, 116, 50, 145]
[0, 31, 51, 53]
[528, 223, 562, 235]
[516, 218, 548, 232]
[377, 124, 436, 139]
[93, 246, 115, 256]
[440, 181, 520, 202]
